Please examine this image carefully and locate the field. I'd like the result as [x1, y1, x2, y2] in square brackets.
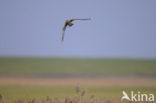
[0, 57, 156, 103]
[0, 57, 156, 77]
[0, 86, 156, 103]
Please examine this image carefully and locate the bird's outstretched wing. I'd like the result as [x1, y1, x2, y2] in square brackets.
[62, 22, 68, 42]
[70, 18, 91, 22]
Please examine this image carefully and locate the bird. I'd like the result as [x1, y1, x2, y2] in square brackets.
[62, 18, 91, 42]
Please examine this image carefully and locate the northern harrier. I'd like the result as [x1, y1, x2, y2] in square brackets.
[62, 18, 91, 42]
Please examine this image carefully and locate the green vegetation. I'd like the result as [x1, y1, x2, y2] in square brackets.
[0, 57, 156, 77]
[0, 86, 156, 103]
[0, 57, 156, 103]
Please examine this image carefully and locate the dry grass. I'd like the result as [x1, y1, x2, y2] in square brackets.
[0, 78, 155, 103]
[0, 76, 156, 87]
[0, 85, 126, 103]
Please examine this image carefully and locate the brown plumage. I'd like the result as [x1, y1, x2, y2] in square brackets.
[62, 18, 91, 42]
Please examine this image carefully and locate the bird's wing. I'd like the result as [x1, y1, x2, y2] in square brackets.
[70, 18, 91, 22]
[62, 22, 68, 42]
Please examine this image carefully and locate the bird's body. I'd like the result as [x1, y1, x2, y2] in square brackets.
[62, 18, 91, 42]
[65, 20, 74, 27]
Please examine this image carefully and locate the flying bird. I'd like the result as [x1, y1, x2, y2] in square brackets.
[62, 18, 91, 42]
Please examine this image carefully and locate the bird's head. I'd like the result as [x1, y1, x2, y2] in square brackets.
[68, 23, 74, 27]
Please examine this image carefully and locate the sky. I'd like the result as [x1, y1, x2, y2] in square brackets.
[0, 0, 156, 58]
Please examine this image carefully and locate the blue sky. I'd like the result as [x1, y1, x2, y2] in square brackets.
[0, 0, 156, 58]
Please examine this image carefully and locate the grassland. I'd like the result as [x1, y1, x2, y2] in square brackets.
[0, 85, 156, 103]
[0, 57, 156, 103]
[0, 57, 156, 77]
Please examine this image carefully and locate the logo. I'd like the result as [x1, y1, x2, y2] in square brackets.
[121, 91, 154, 102]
